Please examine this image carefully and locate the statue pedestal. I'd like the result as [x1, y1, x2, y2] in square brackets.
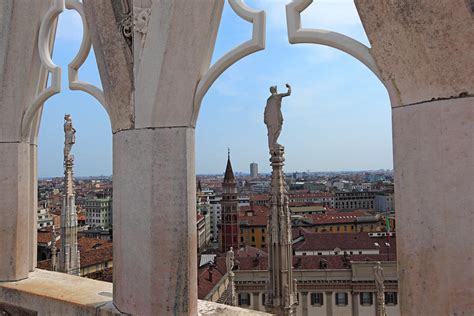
[265, 145, 297, 316]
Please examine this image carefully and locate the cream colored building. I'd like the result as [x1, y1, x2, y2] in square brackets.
[235, 262, 399, 316]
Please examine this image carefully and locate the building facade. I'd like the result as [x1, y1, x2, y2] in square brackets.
[334, 192, 376, 210]
[374, 192, 395, 213]
[84, 197, 113, 228]
[250, 162, 258, 178]
[234, 262, 400, 316]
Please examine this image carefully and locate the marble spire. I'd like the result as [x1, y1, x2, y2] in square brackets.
[264, 85, 297, 315]
[58, 114, 80, 275]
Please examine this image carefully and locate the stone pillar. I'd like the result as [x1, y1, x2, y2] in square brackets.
[355, 1, 474, 315]
[28, 143, 38, 272]
[0, 0, 50, 281]
[252, 292, 260, 310]
[84, 1, 224, 314]
[325, 291, 333, 316]
[301, 292, 308, 316]
[0, 143, 30, 281]
[113, 127, 197, 315]
[352, 292, 359, 316]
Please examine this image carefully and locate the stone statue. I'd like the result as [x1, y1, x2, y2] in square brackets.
[64, 114, 76, 160]
[373, 261, 387, 316]
[264, 84, 291, 151]
[226, 246, 235, 272]
[373, 261, 385, 293]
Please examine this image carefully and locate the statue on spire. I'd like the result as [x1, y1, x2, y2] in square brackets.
[264, 84, 291, 152]
[64, 114, 76, 160]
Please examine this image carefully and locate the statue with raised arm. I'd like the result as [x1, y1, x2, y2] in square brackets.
[264, 84, 291, 152]
[64, 114, 76, 160]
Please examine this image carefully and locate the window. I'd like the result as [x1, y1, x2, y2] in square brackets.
[335, 292, 348, 306]
[262, 236, 265, 242]
[360, 292, 373, 305]
[261, 293, 266, 306]
[385, 292, 398, 305]
[251, 236, 255, 242]
[238, 293, 251, 306]
[310, 292, 324, 306]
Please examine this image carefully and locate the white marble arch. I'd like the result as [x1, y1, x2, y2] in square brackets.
[284, 0, 401, 107]
[192, 0, 266, 126]
[192, 0, 401, 126]
[20, 0, 109, 143]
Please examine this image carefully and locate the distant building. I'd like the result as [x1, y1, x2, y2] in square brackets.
[197, 212, 211, 252]
[199, 242, 400, 316]
[37, 208, 53, 229]
[334, 191, 375, 210]
[250, 162, 258, 178]
[374, 192, 395, 213]
[84, 197, 113, 228]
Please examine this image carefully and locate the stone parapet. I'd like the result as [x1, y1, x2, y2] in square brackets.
[0, 269, 272, 316]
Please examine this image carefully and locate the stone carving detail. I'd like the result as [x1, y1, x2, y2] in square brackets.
[22, 0, 108, 140]
[59, 114, 80, 275]
[264, 84, 291, 152]
[192, 0, 266, 125]
[286, 0, 381, 82]
[118, 0, 133, 53]
[66, 0, 106, 111]
[63, 114, 76, 160]
[373, 262, 387, 316]
[226, 247, 237, 306]
[134, 7, 151, 34]
[226, 246, 235, 272]
[265, 91, 297, 315]
[133, 6, 152, 71]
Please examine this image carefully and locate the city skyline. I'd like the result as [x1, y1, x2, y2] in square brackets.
[38, 0, 392, 177]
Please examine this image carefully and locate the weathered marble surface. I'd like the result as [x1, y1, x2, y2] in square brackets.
[356, 0, 474, 106]
[83, 0, 134, 133]
[393, 98, 473, 316]
[113, 127, 197, 315]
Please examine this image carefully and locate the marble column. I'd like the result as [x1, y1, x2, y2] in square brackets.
[355, 1, 474, 315]
[113, 127, 196, 315]
[0, 143, 30, 281]
[0, 0, 50, 281]
[84, 1, 224, 314]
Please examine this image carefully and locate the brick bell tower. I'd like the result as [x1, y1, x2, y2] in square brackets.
[219, 149, 240, 252]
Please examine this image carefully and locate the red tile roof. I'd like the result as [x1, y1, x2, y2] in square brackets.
[292, 230, 396, 253]
[197, 256, 228, 299]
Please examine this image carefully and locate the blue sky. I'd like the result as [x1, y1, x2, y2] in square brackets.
[38, 0, 392, 177]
